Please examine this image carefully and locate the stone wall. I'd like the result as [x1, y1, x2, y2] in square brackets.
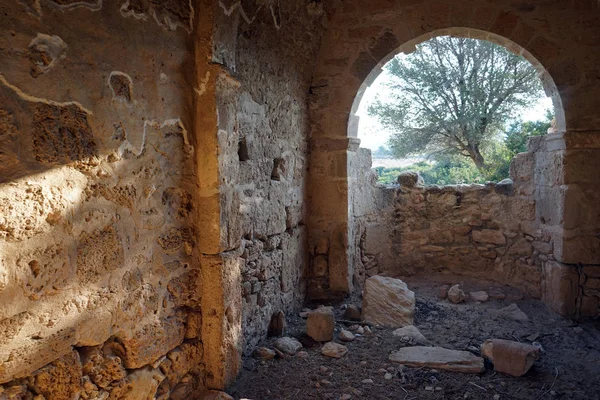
[200, 0, 325, 356]
[308, 0, 600, 312]
[0, 1, 204, 398]
[351, 132, 600, 318]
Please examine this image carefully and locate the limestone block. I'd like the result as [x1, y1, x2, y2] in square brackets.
[542, 261, 579, 316]
[110, 316, 186, 369]
[362, 276, 415, 327]
[481, 339, 540, 377]
[306, 307, 335, 342]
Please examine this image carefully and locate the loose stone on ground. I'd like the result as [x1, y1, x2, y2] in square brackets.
[274, 337, 302, 356]
[306, 306, 335, 342]
[389, 346, 485, 373]
[362, 275, 415, 327]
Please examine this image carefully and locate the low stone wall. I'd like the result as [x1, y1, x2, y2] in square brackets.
[352, 145, 552, 300]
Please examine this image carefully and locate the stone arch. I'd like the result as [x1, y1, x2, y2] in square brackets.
[306, 0, 588, 302]
[348, 27, 566, 138]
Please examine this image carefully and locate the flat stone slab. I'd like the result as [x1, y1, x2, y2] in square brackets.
[389, 346, 484, 373]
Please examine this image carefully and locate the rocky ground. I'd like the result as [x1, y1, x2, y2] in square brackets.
[229, 276, 600, 400]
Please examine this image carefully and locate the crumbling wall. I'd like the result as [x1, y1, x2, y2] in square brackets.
[0, 1, 204, 398]
[352, 141, 552, 299]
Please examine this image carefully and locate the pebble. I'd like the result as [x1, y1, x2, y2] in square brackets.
[364, 326, 372, 334]
[384, 373, 393, 380]
[339, 329, 356, 342]
[360, 361, 367, 366]
[357, 326, 365, 334]
[320, 366, 329, 374]
[321, 379, 331, 385]
[377, 368, 387, 374]
[574, 327, 584, 334]
[361, 379, 374, 384]
[493, 395, 500, 400]
[340, 395, 352, 400]
[425, 386, 434, 391]
[297, 351, 308, 358]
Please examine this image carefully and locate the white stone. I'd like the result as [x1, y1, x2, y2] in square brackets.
[362, 276, 415, 327]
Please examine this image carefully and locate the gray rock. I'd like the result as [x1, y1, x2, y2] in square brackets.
[274, 337, 302, 356]
[339, 329, 356, 342]
[495, 178, 514, 195]
[470, 291, 489, 302]
[448, 284, 466, 304]
[392, 325, 431, 345]
[389, 346, 484, 373]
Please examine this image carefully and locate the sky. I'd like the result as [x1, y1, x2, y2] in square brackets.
[356, 55, 554, 152]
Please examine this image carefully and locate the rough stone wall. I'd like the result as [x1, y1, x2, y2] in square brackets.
[0, 1, 205, 398]
[355, 157, 548, 299]
[203, 0, 325, 355]
[352, 135, 600, 318]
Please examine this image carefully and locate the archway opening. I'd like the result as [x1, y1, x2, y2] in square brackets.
[349, 28, 565, 186]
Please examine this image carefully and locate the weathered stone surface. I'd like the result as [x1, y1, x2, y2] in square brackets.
[389, 347, 484, 373]
[274, 337, 302, 356]
[306, 307, 335, 342]
[542, 261, 579, 316]
[362, 276, 415, 327]
[481, 339, 540, 376]
[392, 325, 431, 345]
[31, 350, 82, 400]
[448, 285, 466, 304]
[321, 342, 348, 358]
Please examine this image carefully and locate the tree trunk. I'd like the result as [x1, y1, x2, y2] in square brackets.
[468, 147, 487, 173]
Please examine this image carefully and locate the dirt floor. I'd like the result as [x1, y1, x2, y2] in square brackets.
[229, 276, 600, 400]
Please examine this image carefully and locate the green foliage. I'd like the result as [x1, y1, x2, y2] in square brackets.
[368, 36, 544, 171]
[374, 111, 553, 185]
